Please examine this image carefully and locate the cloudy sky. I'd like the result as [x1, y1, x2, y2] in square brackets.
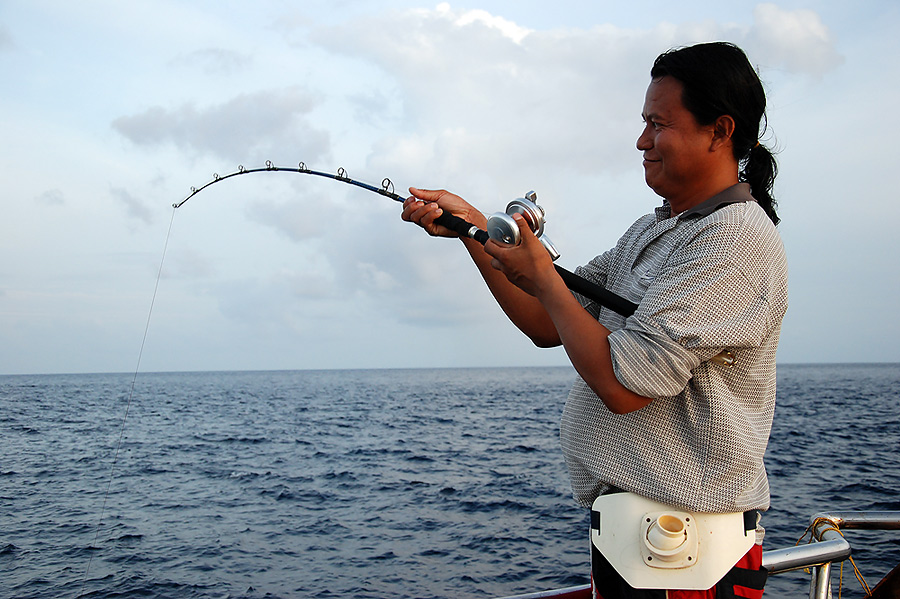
[2, 1, 898, 374]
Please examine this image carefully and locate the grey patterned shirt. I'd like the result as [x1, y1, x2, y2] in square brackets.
[560, 183, 788, 513]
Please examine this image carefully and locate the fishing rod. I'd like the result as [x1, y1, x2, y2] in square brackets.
[175, 161, 639, 318]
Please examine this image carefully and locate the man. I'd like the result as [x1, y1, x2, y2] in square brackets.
[402, 42, 786, 598]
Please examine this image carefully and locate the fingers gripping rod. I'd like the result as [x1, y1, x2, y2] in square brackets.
[174, 162, 638, 318]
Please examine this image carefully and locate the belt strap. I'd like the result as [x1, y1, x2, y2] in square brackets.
[591, 508, 759, 534]
[743, 509, 759, 534]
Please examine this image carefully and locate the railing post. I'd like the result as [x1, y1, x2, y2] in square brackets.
[811, 562, 833, 599]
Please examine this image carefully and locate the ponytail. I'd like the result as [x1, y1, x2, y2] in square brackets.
[741, 143, 779, 226]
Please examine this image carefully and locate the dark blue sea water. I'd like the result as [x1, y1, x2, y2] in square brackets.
[2, 364, 899, 599]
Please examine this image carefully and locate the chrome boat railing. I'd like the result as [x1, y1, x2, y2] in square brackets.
[763, 511, 900, 599]
[497, 511, 900, 599]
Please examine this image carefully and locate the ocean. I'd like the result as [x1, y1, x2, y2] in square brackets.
[2, 364, 899, 599]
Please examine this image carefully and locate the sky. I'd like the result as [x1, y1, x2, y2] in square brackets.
[1, 0, 898, 375]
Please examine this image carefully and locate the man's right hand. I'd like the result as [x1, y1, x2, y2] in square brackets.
[401, 187, 487, 238]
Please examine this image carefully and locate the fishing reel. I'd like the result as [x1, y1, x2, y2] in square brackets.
[486, 191, 561, 261]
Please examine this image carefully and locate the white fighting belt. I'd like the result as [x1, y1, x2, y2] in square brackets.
[590, 492, 756, 590]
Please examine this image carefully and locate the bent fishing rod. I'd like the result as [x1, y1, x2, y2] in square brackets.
[175, 161, 639, 318]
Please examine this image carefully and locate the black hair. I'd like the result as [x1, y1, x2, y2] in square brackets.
[651, 42, 779, 225]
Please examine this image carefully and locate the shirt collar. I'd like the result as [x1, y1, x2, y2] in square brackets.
[677, 183, 755, 220]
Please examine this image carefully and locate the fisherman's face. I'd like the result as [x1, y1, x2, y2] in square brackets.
[636, 76, 717, 207]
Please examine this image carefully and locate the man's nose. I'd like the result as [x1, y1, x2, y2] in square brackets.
[636, 125, 653, 151]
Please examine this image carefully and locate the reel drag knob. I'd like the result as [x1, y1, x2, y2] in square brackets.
[486, 190, 546, 245]
[506, 190, 546, 237]
[485, 190, 561, 262]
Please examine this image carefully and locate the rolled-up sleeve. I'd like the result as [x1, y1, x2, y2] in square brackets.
[608, 318, 700, 398]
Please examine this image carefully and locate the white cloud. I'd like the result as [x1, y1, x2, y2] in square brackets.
[305, 3, 842, 191]
[308, 9, 652, 183]
[749, 3, 843, 76]
[438, 2, 534, 44]
[111, 88, 332, 163]
[162, 247, 218, 280]
[35, 189, 66, 206]
[2, 1, 895, 373]
[249, 197, 325, 243]
[111, 187, 155, 225]
[0, 25, 13, 51]
[209, 2, 852, 367]
[170, 47, 253, 75]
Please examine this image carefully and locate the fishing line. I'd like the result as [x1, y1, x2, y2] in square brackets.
[78, 207, 177, 598]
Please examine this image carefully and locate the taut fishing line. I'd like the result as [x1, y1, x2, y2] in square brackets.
[79, 161, 638, 596]
[78, 208, 177, 598]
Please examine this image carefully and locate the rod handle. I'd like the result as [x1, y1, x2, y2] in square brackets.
[434, 212, 490, 244]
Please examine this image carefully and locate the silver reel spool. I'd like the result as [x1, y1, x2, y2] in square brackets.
[486, 191, 561, 261]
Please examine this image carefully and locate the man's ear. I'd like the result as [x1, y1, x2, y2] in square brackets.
[710, 114, 736, 151]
